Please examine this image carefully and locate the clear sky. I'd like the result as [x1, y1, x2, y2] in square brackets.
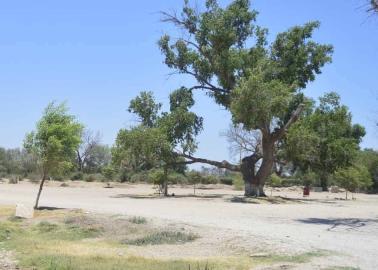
[0, 0, 377, 164]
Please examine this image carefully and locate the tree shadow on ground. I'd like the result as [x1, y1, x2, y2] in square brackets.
[228, 196, 342, 205]
[277, 197, 338, 204]
[110, 194, 225, 200]
[36, 206, 66, 211]
[296, 218, 378, 231]
[229, 196, 307, 204]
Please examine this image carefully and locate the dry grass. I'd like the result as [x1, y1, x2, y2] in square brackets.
[0, 205, 331, 270]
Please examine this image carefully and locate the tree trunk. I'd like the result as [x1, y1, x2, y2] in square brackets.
[251, 134, 275, 197]
[34, 172, 47, 209]
[320, 174, 328, 191]
[77, 150, 83, 171]
[163, 167, 168, 197]
[244, 181, 265, 197]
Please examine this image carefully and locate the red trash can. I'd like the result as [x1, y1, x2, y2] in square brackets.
[303, 186, 310, 197]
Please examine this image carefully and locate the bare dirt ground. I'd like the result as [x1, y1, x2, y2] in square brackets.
[1, 180, 378, 269]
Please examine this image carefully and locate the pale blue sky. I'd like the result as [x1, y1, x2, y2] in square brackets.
[0, 0, 377, 163]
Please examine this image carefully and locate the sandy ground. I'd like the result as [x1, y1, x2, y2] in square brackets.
[1, 181, 378, 269]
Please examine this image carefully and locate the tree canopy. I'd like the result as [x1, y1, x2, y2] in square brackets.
[24, 102, 83, 208]
[284, 92, 366, 190]
[158, 0, 333, 196]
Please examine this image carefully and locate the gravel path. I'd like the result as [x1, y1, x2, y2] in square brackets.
[1, 182, 378, 269]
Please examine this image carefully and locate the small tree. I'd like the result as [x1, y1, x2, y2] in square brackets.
[333, 165, 372, 199]
[113, 90, 203, 196]
[24, 102, 83, 209]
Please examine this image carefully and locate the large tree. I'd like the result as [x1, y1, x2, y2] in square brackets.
[158, 0, 333, 196]
[24, 102, 83, 209]
[284, 92, 366, 191]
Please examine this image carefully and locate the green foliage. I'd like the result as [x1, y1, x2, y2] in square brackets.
[102, 165, 116, 181]
[285, 93, 365, 189]
[149, 169, 167, 187]
[24, 102, 83, 179]
[267, 174, 283, 187]
[187, 171, 219, 185]
[112, 126, 172, 172]
[0, 147, 38, 178]
[128, 91, 162, 128]
[300, 171, 317, 187]
[71, 171, 84, 181]
[84, 173, 105, 182]
[113, 89, 203, 196]
[333, 165, 372, 194]
[130, 171, 150, 183]
[219, 177, 233, 185]
[232, 174, 244, 190]
[356, 149, 378, 192]
[158, 0, 333, 191]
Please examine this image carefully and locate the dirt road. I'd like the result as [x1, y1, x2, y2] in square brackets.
[1, 181, 377, 269]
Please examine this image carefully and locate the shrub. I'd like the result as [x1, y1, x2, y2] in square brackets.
[219, 177, 233, 185]
[333, 165, 372, 199]
[300, 171, 317, 187]
[267, 173, 283, 187]
[52, 175, 65, 181]
[169, 173, 187, 184]
[149, 170, 166, 186]
[202, 175, 219, 184]
[102, 166, 116, 181]
[122, 231, 198, 246]
[84, 173, 105, 182]
[232, 174, 244, 191]
[71, 171, 83, 181]
[130, 172, 150, 183]
[117, 167, 130, 182]
[128, 216, 147, 224]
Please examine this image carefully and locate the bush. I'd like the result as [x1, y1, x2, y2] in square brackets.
[232, 174, 244, 190]
[202, 175, 219, 184]
[219, 177, 233, 185]
[267, 173, 283, 187]
[130, 172, 150, 183]
[84, 173, 105, 182]
[169, 173, 187, 184]
[149, 170, 166, 186]
[117, 167, 130, 182]
[333, 165, 372, 198]
[128, 216, 147, 224]
[122, 231, 198, 246]
[71, 172, 83, 181]
[102, 166, 116, 181]
[52, 175, 65, 181]
[300, 171, 317, 187]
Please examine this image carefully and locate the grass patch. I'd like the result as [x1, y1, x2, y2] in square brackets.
[256, 250, 330, 264]
[128, 216, 147, 224]
[0, 221, 21, 241]
[122, 231, 199, 246]
[33, 221, 102, 241]
[0, 205, 15, 218]
[322, 267, 360, 270]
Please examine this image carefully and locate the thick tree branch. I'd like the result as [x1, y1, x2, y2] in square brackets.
[178, 153, 240, 172]
[189, 85, 229, 94]
[273, 104, 305, 141]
